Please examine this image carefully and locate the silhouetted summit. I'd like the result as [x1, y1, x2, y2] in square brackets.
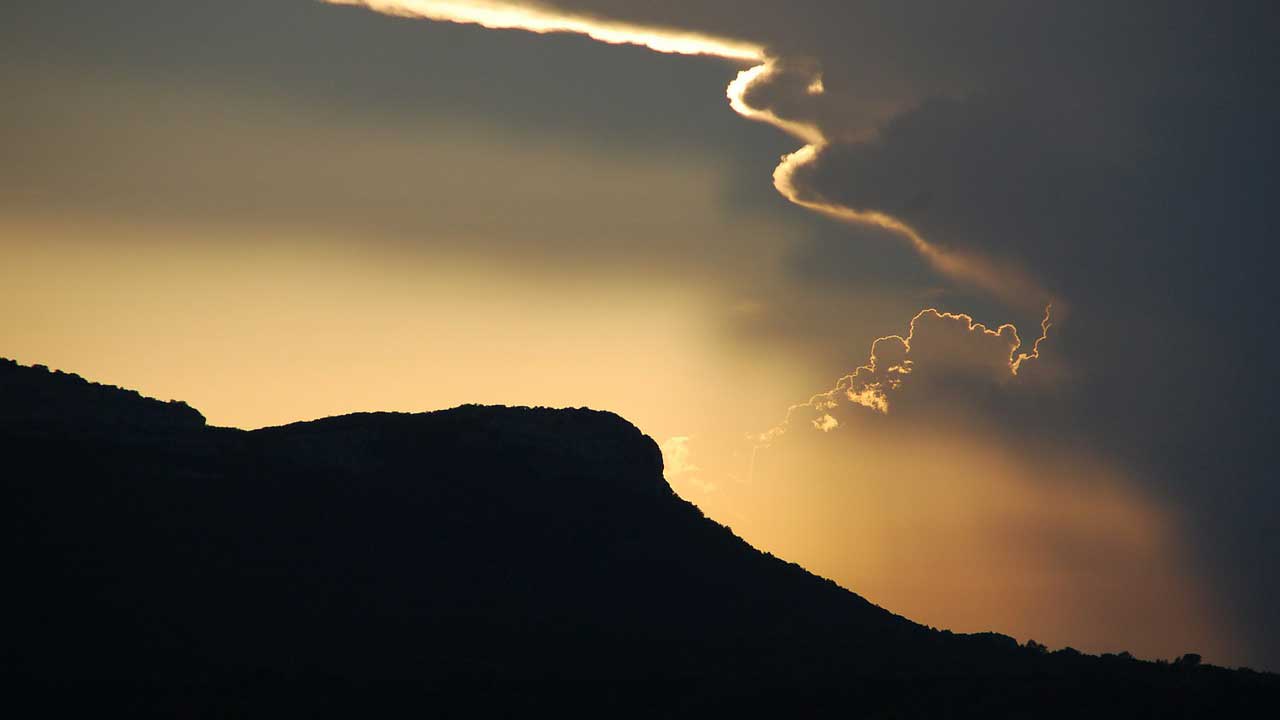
[3, 359, 1276, 717]
[1, 358, 204, 430]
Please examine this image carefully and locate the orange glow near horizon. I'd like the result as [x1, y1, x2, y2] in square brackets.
[724, 426, 1232, 663]
[0, 216, 761, 435]
[0, 215, 1233, 663]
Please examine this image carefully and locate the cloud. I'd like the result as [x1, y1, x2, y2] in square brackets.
[325, 1, 763, 60]
[329, 0, 1049, 307]
[726, 61, 1051, 308]
[758, 305, 1051, 448]
[661, 435, 715, 493]
[735, 300, 1228, 661]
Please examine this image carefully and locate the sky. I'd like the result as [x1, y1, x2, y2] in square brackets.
[4, 0, 1277, 669]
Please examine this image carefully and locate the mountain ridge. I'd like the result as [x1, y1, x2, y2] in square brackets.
[3, 357, 1276, 717]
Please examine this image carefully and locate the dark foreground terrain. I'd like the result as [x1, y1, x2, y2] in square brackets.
[3, 358, 1277, 717]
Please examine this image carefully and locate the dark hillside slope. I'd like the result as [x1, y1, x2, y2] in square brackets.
[3, 358, 1276, 717]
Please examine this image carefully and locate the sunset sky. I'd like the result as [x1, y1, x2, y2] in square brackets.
[4, 1, 1277, 669]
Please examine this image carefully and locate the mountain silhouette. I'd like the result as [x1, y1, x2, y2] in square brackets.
[3, 358, 1276, 717]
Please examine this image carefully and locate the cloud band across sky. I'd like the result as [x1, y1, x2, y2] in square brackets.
[325, 0, 1048, 308]
[324, 0, 765, 60]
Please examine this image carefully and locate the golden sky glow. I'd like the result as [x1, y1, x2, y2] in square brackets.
[735, 424, 1230, 662]
[8, 214, 1213, 660]
[3, 0, 1254, 669]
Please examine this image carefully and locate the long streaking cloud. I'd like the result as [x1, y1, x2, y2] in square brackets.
[325, 0, 1047, 307]
[727, 63, 1048, 308]
[324, 1, 764, 60]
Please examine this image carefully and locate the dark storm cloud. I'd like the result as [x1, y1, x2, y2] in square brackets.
[797, 77, 1280, 666]
[524, 0, 1280, 667]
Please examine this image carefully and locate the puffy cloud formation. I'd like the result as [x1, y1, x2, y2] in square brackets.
[760, 306, 1051, 447]
[730, 302, 1228, 663]
[660, 435, 715, 494]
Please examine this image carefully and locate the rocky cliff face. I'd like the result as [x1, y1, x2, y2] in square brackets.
[3, 358, 1275, 717]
